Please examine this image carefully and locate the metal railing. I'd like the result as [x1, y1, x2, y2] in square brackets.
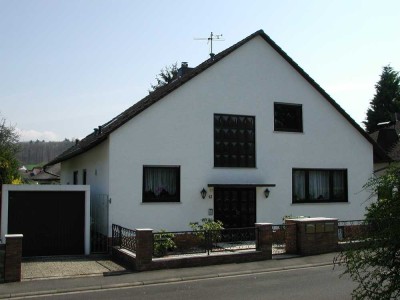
[338, 220, 366, 241]
[272, 224, 294, 255]
[211, 227, 258, 253]
[112, 224, 136, 252]
[153, 227, 259, 257]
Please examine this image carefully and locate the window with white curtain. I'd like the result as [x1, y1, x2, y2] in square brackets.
[292, 169, 347, 203]
[143, 166, 180, 202]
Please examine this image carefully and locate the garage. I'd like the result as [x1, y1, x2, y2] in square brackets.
[1, 185, 90, 257]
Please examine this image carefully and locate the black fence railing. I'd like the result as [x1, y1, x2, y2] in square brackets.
[338, 220, 366, 242]
[211, 227, 258, 253]
[272, 224, 294, 255]
[153, 227, 259, 257]
[112, 224, 136, 252]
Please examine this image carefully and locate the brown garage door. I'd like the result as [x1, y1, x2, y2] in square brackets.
[8, 191, 85, 257]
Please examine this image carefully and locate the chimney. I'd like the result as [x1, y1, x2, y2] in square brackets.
[178, 62, 193, 78]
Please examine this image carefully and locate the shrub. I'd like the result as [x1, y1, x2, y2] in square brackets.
[189, 218, 224, 232]
[189, 218, 224, 248]
[153, 230, 176, 257]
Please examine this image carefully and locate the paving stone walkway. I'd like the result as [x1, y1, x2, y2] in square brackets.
[22, 256, 128, 280]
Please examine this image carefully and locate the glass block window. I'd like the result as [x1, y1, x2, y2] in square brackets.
[214, 114, 255, 168]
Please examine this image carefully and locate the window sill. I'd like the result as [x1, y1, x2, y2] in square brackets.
[213, 166, 257, 169]
[273, 130, 304, 134]
[291, 201, 349, 205]
[141, 202, 182, 205]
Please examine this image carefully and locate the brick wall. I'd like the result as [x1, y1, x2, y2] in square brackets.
[284, 221, 298, 254]
[286, 218, 338, 255]
[4, 234, 23, 283]
[0, 244, 5, 283]
[112, 224, 273, 271]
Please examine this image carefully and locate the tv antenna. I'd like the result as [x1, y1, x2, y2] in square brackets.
[194, 32, 224, 58]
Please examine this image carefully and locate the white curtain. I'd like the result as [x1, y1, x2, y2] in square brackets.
[293, 170, 306, 200]
[309, 170, 330, 200]
[144, 168, 177, 196]
[333, 171, 345, 199]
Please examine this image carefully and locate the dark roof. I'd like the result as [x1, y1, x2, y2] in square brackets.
[370, 122, 400, 161]
[47, 29, 390, 166]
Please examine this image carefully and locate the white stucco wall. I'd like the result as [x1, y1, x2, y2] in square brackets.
[101, 36, 375, 232]
[60, 139, 109, 196]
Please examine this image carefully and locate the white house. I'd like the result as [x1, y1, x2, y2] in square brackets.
[47, 30, 389, 233]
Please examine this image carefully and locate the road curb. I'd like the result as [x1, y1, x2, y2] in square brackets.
[0, 261, 334, 299]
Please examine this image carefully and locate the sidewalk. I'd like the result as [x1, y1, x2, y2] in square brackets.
[0, 253, 338, 299]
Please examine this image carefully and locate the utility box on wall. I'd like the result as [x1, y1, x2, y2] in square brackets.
[285, 217, 338, 255]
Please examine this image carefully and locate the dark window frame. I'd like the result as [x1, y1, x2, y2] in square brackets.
[214, 113, 256, 168]
[82, 169, 87, 185]
[142, 166, 181, 203]
[73, 171, 78, 185]
[274, 102, 303, 132]
[292, 168, 348, 203]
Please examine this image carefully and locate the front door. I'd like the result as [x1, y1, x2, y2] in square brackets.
[214, 187, 256, 228]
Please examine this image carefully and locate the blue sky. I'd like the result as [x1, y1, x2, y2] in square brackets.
[1, 0, 400, 141]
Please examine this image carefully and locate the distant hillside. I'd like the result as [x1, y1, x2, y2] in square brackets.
[16, 140, 75, 166]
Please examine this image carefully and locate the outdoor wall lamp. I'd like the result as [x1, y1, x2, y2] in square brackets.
[200, 188, 207, 199]
[264, 188, 270, 198]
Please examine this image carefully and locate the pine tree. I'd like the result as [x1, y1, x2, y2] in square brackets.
[364, 65, 400, 133]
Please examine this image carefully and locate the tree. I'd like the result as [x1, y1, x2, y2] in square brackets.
[364, 65, 400, 133]
[0, 116, 21, 186]
[149, 63, 178, 93]
[335, 164, 400, 299]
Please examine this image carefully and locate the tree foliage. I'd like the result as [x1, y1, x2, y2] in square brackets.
[0, 116, 21, 186]
[364, 65, 400, 133]
[149, 63, 178, 93]
[336, 164, 400, 299]
[17, 140, 74, 165]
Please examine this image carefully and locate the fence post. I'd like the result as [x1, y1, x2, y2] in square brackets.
[286, 218, 338, 255]
[118, 225, 122, 248]
[4, 234, 23, 283]
[135, 229, 153, 271]
[255, 223, 272, 259]
[285, 220, 298, 254]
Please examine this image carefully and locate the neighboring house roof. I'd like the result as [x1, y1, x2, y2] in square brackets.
[47, 29, 390, 166]
[19, 163, 61, 183]
[370, 122, 400, 161]
[31, 170, 60, 182]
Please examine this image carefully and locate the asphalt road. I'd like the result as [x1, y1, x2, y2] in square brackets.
[35, 265, 356, 300]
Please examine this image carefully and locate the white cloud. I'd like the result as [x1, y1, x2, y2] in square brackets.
[16, 128, 60, 142]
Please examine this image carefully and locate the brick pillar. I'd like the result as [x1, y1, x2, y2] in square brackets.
[255, 223, 272, 259]
[135, 229, 153, 271]
[285, 220, 298, 254]
[286, 218, 338, 255]
[4, 234, 23, 283]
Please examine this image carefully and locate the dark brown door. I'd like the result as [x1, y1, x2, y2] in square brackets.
[8, 191, 85, 257]
[214, 187, 256, 228]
